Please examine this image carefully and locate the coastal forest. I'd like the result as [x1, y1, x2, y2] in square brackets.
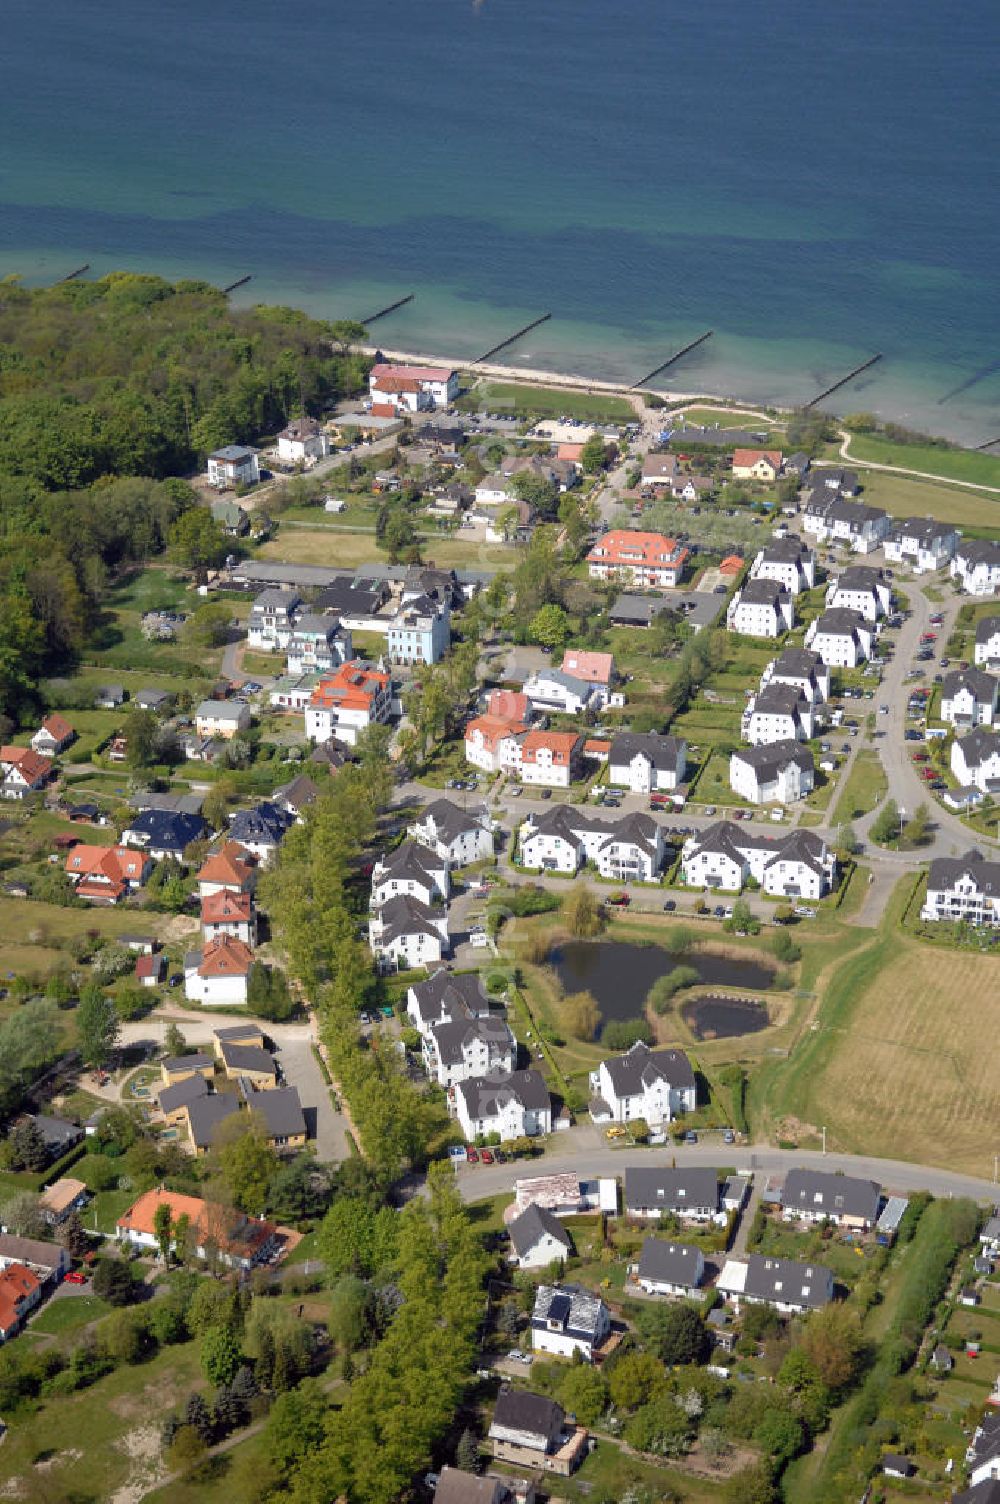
[0, 273, 367, 723]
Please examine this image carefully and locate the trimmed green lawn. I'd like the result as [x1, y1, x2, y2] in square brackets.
[144, 1428, 278, 1504]
[857, 469, 1000, 533]
[29, 1293, 111, 1336]
[456, 379, 634, 423]
[832, 749, 888, 823]
[848, 433, 1000, 490]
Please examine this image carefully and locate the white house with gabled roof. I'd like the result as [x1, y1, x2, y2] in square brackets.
[589, 1042, 695, 1126]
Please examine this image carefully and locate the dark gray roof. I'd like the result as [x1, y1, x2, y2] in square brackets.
[433, 1470, 510, 1504]
[958, 539, 1000, 566]
[214, 1024, 263, 1042]
[833, 565, 883, 592]
[770, 647, 825, 679]
[955, 1478, 1000, 1504]
[975, 616, 1000, 646]
[375, 840, 445, 888]
[956, 727, 1000, 766]
[928, 848, 1000, 895]
[489, 1388, 563, 1444]
[610, 731, 685, 772]
[416, 799, 485, 844]
[186, 1093, 241, 1148]
[458, 1069, 549, 1119]
[374, 893, 444, 944]
[531, 1282, 606, 1341]
[782, 1168, 880, 1223]
[508, 1203, 572, 1258]
[158, 1075, 209, 1115]
[764, 828, 827, 876]
[740, 1252, 834, 1309]
[125, 808, 207, 852]
[162, 1053, 214, 1074]
[966, 1411, 1000, 1475]
[229, 802, 293, 847]
[624, 1166, 719, 1212]
[247, 1086, 306, 1141]
[812, 607, 869, 637]
[30, 1114, 81, 1150]
[602, 1041, 694, 1099]
[889, 515, 956, 544]
[219, 1041, 277, 1077]
[409, 969, 489, 1027]
[942, 667, 998, 703]
[274, 773, 319, 812]
[608, 593, 674, 625]
[736, 578, 791, 606]
[733, 740, 813, 779]
[750, 683, 810, 717]
[758, 537, 811, 564]
[431, 1013, 512, 1068]
[637, 1236, 703, 1287]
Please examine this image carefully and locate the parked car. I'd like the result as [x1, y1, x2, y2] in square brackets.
[663, 899, 677, 912]
[723, 1129, 735, 1144]
[605, 892, 631, 906]
[63, 1270, 87, 1285]
[466, 1147, 479, 1163]
[480, 1149, 495, 1165]
[684, 1131, 698, 1144]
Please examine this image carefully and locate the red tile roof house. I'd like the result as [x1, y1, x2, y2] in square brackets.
[465, 714, 527, 775]
[519, 731, 583, 790]
[0, 1262, 43, 1342]
[0, 746, 54, 800]
[31, 714, 76, 756]
[196, 841, 258, 898]
[561, 651, 616, 693]
[201, 889, 258, 947]
[64, 844, 152, 904]
[117, 1187, 279, 1270]
[135, 953, 167, 988]
[184, 935, 256, 1006]
[488, 689, 531, 723]
[368, 363, 458, 414]
[586, 531, 689, 590]
[731, 449, 783, 482]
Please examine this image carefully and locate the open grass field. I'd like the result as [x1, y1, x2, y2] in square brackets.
[831, 747, 888, 823]
[854, 469, 1000, 533]
[0, 1338, 204, 1501]
[847, 433, 1000, 491]
[754, 881, 1000, 1177]
[671, 404, 782, 430]
[28, 1293, 112, 1336]
[456, 379, 635, 423]
[0, 893, 161, 983]
[259, 528, 520, 571]
[144, 1428, 278, 1504]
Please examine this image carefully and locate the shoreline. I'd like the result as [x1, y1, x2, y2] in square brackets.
[362, 343, 781, 423]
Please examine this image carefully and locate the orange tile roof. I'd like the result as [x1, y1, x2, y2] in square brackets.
[583, 739, 612, 755]
[198, 935, 255, 978]
[561, 650, 614, 684]
[487, 689, 529, 722]
[557, 443, 585, 462]
[0, 1262, 41, 1333]
[1, 745, 53, 784]
[309, 661, 390, 712]
[719, 555, 745, 573]
[197, 842, 256, 888]
[117, 1186, 209, 1240]
[40, 713, 74, 742]
[732, 449, 782, 469]
[201, 890, 253, 924]
[370, 363, 452, 384]
[586, 531, 689, 569]
[465, 714, 526, 752]
[520, 730, 582, 766]
[65, 844, 148, 885]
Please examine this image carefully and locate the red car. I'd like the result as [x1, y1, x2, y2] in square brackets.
[480, 1149, 495, 1165]
[466, 1147, 479, 1163]
[922, 768, 936, 780]
[605, 892, 631, 907]
[920, 632, 937, 643]
[64, 1270, 87, 1285]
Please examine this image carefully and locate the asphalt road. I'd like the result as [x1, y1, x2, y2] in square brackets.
[452, 1123, 1000, 1208]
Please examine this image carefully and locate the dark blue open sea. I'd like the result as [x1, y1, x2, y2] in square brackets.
[4, 0, 1000, 439]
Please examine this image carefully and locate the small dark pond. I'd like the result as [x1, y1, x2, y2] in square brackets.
[551, 940, 775, 1034]
[683, 994, 770, 1040]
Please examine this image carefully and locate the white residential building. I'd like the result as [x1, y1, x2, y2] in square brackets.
[246, 590, 302, 651]
[805, 608, 874, 667]
[825, 565, 891, 622]
[589, 1043, 695, 1126]
[409, 800, 494, 866]
[623, 1166, 722, 1224]
[608, 732, 687, 793]
[730, 741, 815, 805]
[519, 731, 582, 789]
[742, 683, 815, 745]
[207, 445, 259, 489]
[940, 668, 999, 729]
[635, 1237, 705, 1298]
[975, 616, 1000, 668]
[518, 807, 666, 882]
[370, 841, 449, 908]
[727, 579, 794, 638]
[407, 970, 493, 1040]
[951, 729, 1000, 793]
[195, 700, 251, 740]
[304, 662, 394, 746]
[883, 516, 958, 573]
[681, 822, 836, 898]
[276, 418, 330, 465]
[780, 1169, 880, 1230]
[426, 1013, 515, 1089]
[749, 538, 815, 595]
[286, 615, 352, 676]
[717, 1254, 834, 1316]
[455, 1069, 552, 1142]
[531, 1284, 610, 1362]
[922, 851, 1000, 927]
[951, 540, 1000, 596]
[368, 362, 458, 412]
[368, 895, 449, 970]
[508, 1205, 573, 1271]
[802, 491, 889, 553]
[759, 648, 831, 705]
[522, 669, 598, 717]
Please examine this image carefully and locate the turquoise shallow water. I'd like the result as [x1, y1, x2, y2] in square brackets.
[3, 0, 1000, 440]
